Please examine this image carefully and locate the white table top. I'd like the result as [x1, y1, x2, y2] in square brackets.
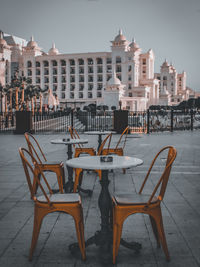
[51, 138, 88, 145]
[66, 155, 143, 170]
[84, 131, 116, 135]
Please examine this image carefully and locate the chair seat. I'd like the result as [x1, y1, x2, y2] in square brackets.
[40, 161, 63, 166]
[37, 193, 80, 203]
[114, 193, 158, 205]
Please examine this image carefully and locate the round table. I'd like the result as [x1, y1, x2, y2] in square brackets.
[66, 155, 143, 263]
[84, 131, 115, 152]
[51, 138, 88, 193]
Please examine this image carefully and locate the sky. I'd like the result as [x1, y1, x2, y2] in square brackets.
[0, 0, 200, 92]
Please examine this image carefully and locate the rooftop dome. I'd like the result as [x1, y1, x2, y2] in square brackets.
[107, 71, 121, 86]
[129, 38, 139, 50]
[114, 29, 127, 42]
[48, 43, 59, 55]
[27, 36, 38, 48]
[162, 59, 169, 67]
[0, 30, 7, 46]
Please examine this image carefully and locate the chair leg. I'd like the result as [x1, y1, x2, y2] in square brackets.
[149, 215, 160, 248]
[74, 169, 83, 192]
[113, 221, 123, 264]
[55, 167, 65, 193]
[29, 206, 46, 261]
[73, 211, 86, 261]
[153, 208, 170, 261]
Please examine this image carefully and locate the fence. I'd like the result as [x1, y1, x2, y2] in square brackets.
[0, 109, 200, 133]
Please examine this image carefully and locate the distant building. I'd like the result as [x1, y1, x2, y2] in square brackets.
[0, 30, 198, 111]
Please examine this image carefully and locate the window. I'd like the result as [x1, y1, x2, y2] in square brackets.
[53, 68, 57, 75]
[61, 60, 66, 66]
[97, 67, 103, 73]
[128, 75, 131, 81]
[36, 69, 40, 75]
[79, 76, 84, 82]
[79, 84, 84, 91]
[88, 92, 92, 98]
[142, 59, 146, 65]
[106, 57, 112, 64]
[107, 65, 112, 73]
[43, 61, 49, 67]
[69, 59, 75, 66]
[44, 69, 49, 75]
[70, 76, 75, 83]
[97, 58, 102, 64]
[97, 75, 103, 82]
[70, 67, 75, 74]
[79, 92, 83, 98]
[128, 84, 132, 89]
[88, 75, 93, 82]
[128, 65, 132, 72]
[61, 68, 66, 74]
[129, 92, 132, 97]
[116, 66, 121, 72]
[27, 69, 32, 76]
[107, 75, 111, 81]
[62, 76, 66, 83]
[97, 83, 102, 90]
[36, 61, 40, 67]
[88, 67, 93, 73]
[116, 57, 121, 64]
[62, 93, 65, 99]
[163, 76, 167, 80]
[78, 58, 84, 65]
[27, 61, 32, 68]
[70, 84, 75, 91]
[88, 58, 93, 65]
[97, 92, 102, 98]
[52, 60, 57, 66]
[70, 92, 74, 98]
[88, 84, 93, 90]
[62, 84, 66, 91]
[79, 67, 84, 74]
[53, 77, 57, 83]
[36, 77, 40, 83]
[53, 84, 57, 91]
[44, 77, 49, 83]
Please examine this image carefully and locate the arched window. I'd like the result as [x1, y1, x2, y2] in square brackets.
[35, 61, 40, 67]
[52, 60, 57, 66]
[88, 58, 93, 65]
[69, 59, 75, 66]
[163, 76, 167, 80]
[61, 60, 66, 66]
[43, 61, 49, 67]
[78, 58, 84, 65]
[96, 58, 102, 64]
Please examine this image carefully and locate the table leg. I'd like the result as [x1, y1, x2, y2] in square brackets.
[64, 144, 74, 193]
[97, 134, 102, 152]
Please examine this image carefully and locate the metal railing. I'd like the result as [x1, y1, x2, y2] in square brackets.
[0, 109, 199, 133]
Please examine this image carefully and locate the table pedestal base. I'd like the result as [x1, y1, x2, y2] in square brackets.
[69, 169, 141, 263]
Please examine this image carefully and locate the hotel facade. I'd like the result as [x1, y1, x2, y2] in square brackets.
[0, 30, 195, 111]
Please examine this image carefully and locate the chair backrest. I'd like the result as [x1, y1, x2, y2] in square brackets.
[97, 133, 112, 156]
[68, 126, 83, 148]
[139, 146, 177, 205]
[19, 147, 53, 205]
[115, 126, 129, 150]
[24, 132, 46, 164]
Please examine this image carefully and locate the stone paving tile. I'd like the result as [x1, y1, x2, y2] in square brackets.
[0, 130, 200, 266]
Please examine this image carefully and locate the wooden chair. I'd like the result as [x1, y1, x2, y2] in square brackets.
[24, 132, 65, 193]
[102, 126, 129, 174]
[73, 133, 112, 193]
[112, 146, 177, 264]
[19, 147, 86, 261]
[68, 126, 96, 158]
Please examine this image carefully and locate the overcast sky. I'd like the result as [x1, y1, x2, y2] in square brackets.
[0, 0, 200, 91]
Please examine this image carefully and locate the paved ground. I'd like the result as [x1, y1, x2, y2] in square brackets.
[0, 130, 200, 267]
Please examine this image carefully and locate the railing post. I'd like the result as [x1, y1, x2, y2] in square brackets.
[71, 109, 74, 128]
[191, 109, 193, 131]
[147, 109, 150, 134]
[171, 109, 173, 132]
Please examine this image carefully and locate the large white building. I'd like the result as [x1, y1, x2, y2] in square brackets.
[0, 30, 197, 111]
